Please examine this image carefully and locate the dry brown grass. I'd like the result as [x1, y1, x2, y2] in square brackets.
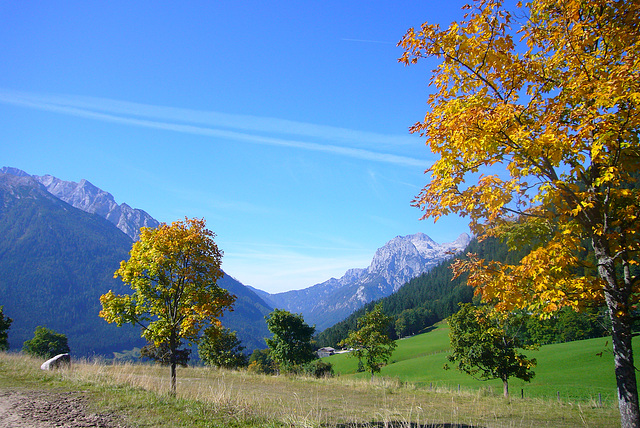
[0, 353, 621, 427]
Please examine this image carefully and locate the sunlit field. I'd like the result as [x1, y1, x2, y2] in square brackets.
[327, 322, 628, 404]
[0, 349, 621, 427]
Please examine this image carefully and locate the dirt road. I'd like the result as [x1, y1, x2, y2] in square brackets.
[0, 389, 126, 428]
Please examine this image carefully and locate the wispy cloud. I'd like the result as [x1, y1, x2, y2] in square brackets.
[341, 38, 396, 45]
[0, 89, 428, 168]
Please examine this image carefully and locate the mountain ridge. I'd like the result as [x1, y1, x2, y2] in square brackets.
[0, 167, 158, 241]
[1, 166, 472, 350]
[254, 232, 471, 330]
[0, 168, 273, 354]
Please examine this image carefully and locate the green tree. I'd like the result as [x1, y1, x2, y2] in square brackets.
[99, 218, 235, 395]
[265, 309, 315, 373]
[0, 306, 13, 351]
[447, 304, 535, 398]
[395, 314, 408, 338]
[339, 303, 397, 381]
[198, 324, 248, 369]
[399, 0, 640, 424]
[22, 326, 70, 359]
[524, 307, 607, 345]
[303, 359, 334, 378]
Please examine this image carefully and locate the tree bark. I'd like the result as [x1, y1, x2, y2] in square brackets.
[593, 239, 640, 428]
[609, 307, 639, 428]
[503, 379, 509, 398]
[169, 332, 177, 397]
[170, 361, 177, 397]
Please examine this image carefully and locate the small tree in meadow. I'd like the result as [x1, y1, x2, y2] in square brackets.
[447, 303, 536, 398]
[22, 326, 70, 359]
[198, 324, 248, 369]
[265, 309, 315, 373]
[99, 218, 235, 395]
[340, 303, 397, 381]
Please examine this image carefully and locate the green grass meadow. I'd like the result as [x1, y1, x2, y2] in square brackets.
[0, 323, 632, 427]
[326, 322, 631, 404]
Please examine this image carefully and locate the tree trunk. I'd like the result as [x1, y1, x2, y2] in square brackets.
[503, 378, 509, 398]
[169, 332, 177, 397]
[593, 239, 640, 428]
[170, 361, 177, 397]
[605, 291, 639, 428]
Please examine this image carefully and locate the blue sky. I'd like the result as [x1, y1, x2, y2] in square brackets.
[0, 1, 471, 293]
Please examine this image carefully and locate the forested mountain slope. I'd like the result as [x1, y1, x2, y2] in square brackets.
[0, 172, 144, 355]
[316, 237, 519, 347]
[0, 170, 272, 355]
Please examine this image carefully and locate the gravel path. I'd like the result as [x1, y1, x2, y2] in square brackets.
[0, 389, 127, 428]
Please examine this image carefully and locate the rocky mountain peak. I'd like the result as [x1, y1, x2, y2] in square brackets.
[0, 167, 30, 177]
[258, 231, 472, 331]
[0, 170, 52, 205]
[367, 232, 471, 291]
[449, 232, 472, 249]
[37, 175, 112, 214]
[1, 167, 159, 240]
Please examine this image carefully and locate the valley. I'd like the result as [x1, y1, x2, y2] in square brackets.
[0, 167, 469, 356]
[0, 165, 626, 427]
[328, 321, 625, 403]
[0, 325, 624, 427]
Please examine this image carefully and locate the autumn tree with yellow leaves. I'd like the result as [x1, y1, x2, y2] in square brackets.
[399, 0, 640, 426]
[100, 218, 235, 395]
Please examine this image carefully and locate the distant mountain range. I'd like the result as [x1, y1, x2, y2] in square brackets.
[1, 167, 158, 241]
[0, 166, 472, 355]
[252, 232, 470, 331]
[0, 167, 272, 355]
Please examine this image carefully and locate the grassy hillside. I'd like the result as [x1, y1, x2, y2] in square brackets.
[326, 322, 634, 404]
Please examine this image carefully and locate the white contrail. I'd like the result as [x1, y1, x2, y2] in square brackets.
[0, 89, 428, 168]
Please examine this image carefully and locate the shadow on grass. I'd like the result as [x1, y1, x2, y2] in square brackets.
[419, 325, 438, 335]
[331, 423, 480, 428]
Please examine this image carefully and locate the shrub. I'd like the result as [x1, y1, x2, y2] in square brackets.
[198, 326, 248, 369]
[303, 359, 334, 378]
[248, 349, 275, 375]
